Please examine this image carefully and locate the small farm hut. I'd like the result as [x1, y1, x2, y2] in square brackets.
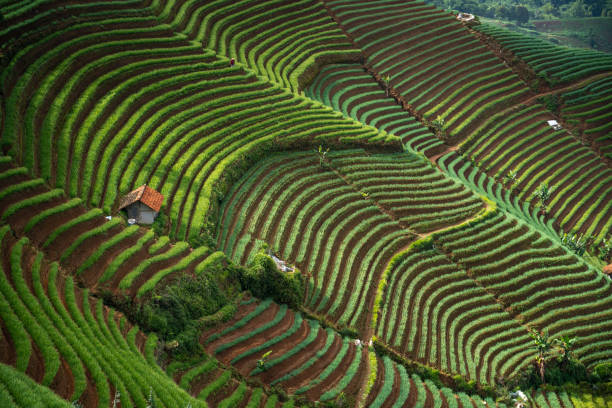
[117, 185, 163, 225]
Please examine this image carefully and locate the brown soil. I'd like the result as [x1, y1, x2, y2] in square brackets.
[384, 365, 401, 407]
[257, 322, 326, 384]
[104, 239, 155, 293]
[62, 224, 124, 274]
[81, 229, 144, 290]
[25, 339, 45, 383]
[26, 205, 86, 249]
[79, 369, 99, 408]
[0, 320, 17, 366]
[216, 307, 294, 368]
[44, 217, 106, 261]
[205, 302, 279, 355]
[281, 334, 343, 391]
[199, 301, 258, 343]
[50, 356, 75, 400]
[188, 367, 222, 397]
[365, 357, 385, 406]
[233, 314, 308, 376]
[303, 342, 358, 400]
[206, 378, 238, 406]
[127, 244, 196, 298]
[5, 195, 64, 235]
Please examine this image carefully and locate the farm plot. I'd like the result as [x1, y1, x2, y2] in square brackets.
[167, 354, 297, 408]
[0, 1, 395, 243]
[376, 241, 533, 385]
[365, 355, 504, 408]
[433, 212, 612, 369]
[325, 0, 529, 140]
[0, 157, 227, 298]
[305, 63, 445, 157]
[157, 0, 361, 93]
[474, 24, 612, 86]
[559, 77, 612, 160]
[460, 102, 612, 242]
[0, 225, 206, 408]
[199, 297, 367, 404]
[217, 149, 484, 332]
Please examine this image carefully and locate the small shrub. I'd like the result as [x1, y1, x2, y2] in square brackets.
[240, 250, 303, 308]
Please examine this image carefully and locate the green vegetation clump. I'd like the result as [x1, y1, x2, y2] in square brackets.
[240, 250, 303, 309]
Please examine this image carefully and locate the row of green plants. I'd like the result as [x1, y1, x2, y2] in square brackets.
[457, 102, 612, 243]
[1, 4, 396, 247]
[558, 77, 612, 160]
[366, 354, 503, 407]
[474, 23, 612, 85]
[158, 0, 361, 93]
[304, 62, 442, 156]
[433, 211, 612, 370]
[0, 227, 208, 407]
[217, 150, 417, 331]
[377, 247, 532, 385]
[326, 0, 529, 141]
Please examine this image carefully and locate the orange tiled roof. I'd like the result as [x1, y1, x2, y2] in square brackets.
[117, 185, 164, 212]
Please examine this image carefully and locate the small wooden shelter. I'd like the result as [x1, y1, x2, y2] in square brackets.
[117, 185, 163, 225]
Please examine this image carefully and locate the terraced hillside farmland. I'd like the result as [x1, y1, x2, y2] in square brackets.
[557, 77, 612, 160]
[218, 150, 484, 332]
[0, 0, 611, 407]
[474, 24, 612, 86]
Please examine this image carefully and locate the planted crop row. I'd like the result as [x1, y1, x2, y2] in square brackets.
[1, 5, 395, 244]
[304, 63, 443, 156]
[474, 24, 612, 85]
[217, 150, 420, 331]
[329, 153, 484, 232]
[200, 298, 365, 402]
[434, 211, 612, 368]
[0, 161, 232, 300]
[171, 355, 297, 407]
[460, 103, 612, 242]
[0, 226, 206, 407]
[158, 0, 361, 92]
[365, 355, 502, 407]
[218, 150, 486, 331]
[326, 0, 529, 139]
[559, 77, 612, 160]
[376, 247, 532, 384]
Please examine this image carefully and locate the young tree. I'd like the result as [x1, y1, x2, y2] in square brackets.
[383, 74, 391, 96]
[315, 145, 330, 168]
[530, 329, 554, 384]
[533, 183, 553, 214]
[555, 335, 577, 364]
[257, 350, 273, 370]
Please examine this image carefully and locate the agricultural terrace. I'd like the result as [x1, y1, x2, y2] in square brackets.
[305, 63, 445, 156]
[0, 226, 205, 408]
[325, 0, 530, 140]
[0, 158, 231, 299]
[460, 101, 612, 242]
[431, 210, 612, 369]
[557, 76, 612, 160]
[0, 0, 611, 407]
[218, 149, 484, 332]
[0, 0, 396, 244]
[366, 355, 506, 408]
[156, 0, 362, 93]
[475, 24, 612, 86]
[376, 241, 533, 385]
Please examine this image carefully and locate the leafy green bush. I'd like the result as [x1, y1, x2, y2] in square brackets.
[136, 272, 231, 356]
[240, 250, 303, 309]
